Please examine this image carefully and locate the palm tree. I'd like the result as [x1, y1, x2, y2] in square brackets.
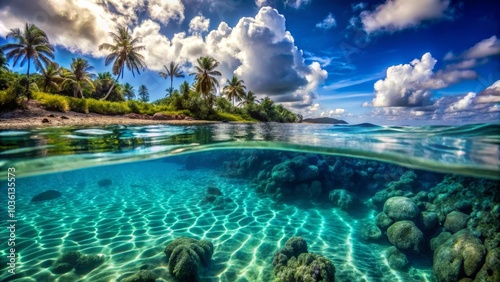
[37, 62, 62, 92]
[98, 25, 146, 100]
[159, 62, 185, 97]
[0, 50, 8, 71]
[61, 57, 95, 98]
[123, 83, 135, 100]
[190, 56, 221, 107]
[223, 76, 246, 107]
[138, 85, 149, 102]
[1, 23, 54, 97]
[238, 91, 258, 107]
[179, 81, 191, 100]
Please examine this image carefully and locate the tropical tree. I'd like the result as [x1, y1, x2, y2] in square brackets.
[123, 83, 135, 100]
[179, 81, 191, 100]
[190, 56, 221, 107]
[158, 61, 185, 97]
[98, 25, 146, 100]
[138, 85, 149, 102]
[238, 90, 258, 107]
[1, 23, 55, 97]
[60, 57, 95, 98]
[0, 50, 8, 71]
[37, 62, 62, 93]
[222, 76, 246, 107]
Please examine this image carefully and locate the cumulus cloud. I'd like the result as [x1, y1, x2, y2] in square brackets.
[0, 0, 187, 57]
[255, 0, 269, 7]
[352, 2, 367, 11]
[476, 80, 500, 104]
[360, 0, 451, 33]
[316, 13, 336, 30]
[372, 53, 476, 107]
[0, 2, 326, 108]
[189, 14, 210, 34]
[148, 0, 184, 25]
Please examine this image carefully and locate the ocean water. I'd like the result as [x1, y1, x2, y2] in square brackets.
[0, 123, 499, 282]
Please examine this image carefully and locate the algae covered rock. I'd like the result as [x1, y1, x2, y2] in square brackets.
[474, 248, 500, 282]
[121, 270, 156, 282]
[385, 246, 409, 270]
[274, 253, 336, 282]
[433, 230, 487, 282]
[383, 197, 420, 221]
[74, 254, 106, 274]
[329, 189, 356, 211]
[271, 162, 295, 182]
[51, 251, 104, 275]
[164, 237, 214, 282]
[273, 237, 335, 282]
[360, 222, 382, 242]
[375, 212, 393, 232]
[387, 220, 424, 252]
[419, 211, 439, 231]
[443, 211, 469, 233]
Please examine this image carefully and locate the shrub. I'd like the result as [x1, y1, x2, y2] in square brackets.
[34, 92, 70, 112]
[67, 97, 89, 114]
[87, 99, 131, 115]
[211, 111, 248, 122]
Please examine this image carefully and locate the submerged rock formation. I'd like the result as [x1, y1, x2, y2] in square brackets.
[31, 190, 62, 202]
[121, 270, 156, 282]
[51, 251, 105, 275]
[273, 237, 335, 282]
[164, 237, 214, 282]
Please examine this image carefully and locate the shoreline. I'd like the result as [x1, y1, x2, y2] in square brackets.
[0, 105, 219, 130]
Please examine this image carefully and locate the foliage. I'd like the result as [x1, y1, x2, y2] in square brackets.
[222, 76, 246, 106]
[138, 85, 149, 102]
[0, 89, 22, 111]
[93, 72, 124, 101]
[67, 97, 89, 113]
[37, 62, 62, 93]
[1, 23, 55, 97]
[34, 92, 70, 112]
[159, 62, 185, 96]
[86, 98, 131, 115]
[98, 25, 146, 100]
[122, 83, 135, 100]
[190, 56, 221, 108]
[211, 111, 247, 122]
[60, 57, 95, 98]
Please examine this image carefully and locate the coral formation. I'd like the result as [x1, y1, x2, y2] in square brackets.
[164, 237, 214, 282]
[386, 220, 424, 253]
[273, 237, 335, 282]
[51, 251, 104, 275]
[121, 270, 156, 282]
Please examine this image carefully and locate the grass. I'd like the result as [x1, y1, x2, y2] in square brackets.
[34, 92, 70, 112]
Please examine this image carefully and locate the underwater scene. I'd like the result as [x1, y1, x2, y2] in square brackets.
[0, 123, 499, 282]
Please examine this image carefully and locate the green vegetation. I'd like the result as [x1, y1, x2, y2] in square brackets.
[98, 26, 146, 101]
[0, 23, 301, 123]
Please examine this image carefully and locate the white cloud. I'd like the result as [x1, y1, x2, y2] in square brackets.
[360, 0, 451, 33]
[352, 2, 367, 11]
[445, 92, 475, 112]
[285, 0, 311, 9]
[446, 36, 500, 61]
[316, 13, 336, 30]
[255, 0, 269, 7]
[476, 80, 500, 104]
[189, 14, 210, 34]
[148, 0, 184, 25]
[372, 52, 476, 107]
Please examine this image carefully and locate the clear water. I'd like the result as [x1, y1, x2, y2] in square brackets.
[0, 123, 499, 282]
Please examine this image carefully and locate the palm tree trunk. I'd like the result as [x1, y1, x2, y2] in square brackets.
[25, 60, 31, 99]
[170, 76, 174, 95]
[101, 71, 121, 101]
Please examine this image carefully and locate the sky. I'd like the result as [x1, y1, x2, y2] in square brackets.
[0, 0, 499, 125]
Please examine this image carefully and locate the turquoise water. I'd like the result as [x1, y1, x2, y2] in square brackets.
[0, 123, 499, 282]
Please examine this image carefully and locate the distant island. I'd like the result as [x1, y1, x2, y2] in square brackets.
[302, 117, 348, 124]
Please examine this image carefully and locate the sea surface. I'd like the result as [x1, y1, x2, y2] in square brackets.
[0, 123, 499, 282]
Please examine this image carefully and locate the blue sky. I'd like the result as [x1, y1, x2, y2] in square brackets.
[0, 0, 499, 125]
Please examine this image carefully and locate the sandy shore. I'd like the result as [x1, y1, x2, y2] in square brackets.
[0, 101, 217, 130]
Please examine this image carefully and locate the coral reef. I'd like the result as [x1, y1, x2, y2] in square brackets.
[164, 237, 214, 282]
[329, 189, 356, 211]
[385, 246, 409, 270]
[386, 220, 424, 253]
